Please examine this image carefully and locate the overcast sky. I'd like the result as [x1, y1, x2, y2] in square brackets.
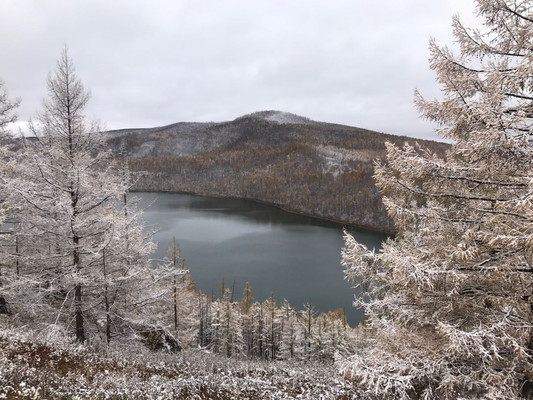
[1, 1, 478, 140]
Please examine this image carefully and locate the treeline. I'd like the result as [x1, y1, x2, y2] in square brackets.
[108, 114, 449, 233]
[1, 225, 363, 361]
[0, 52, 368, 360]
[127, 142, 391, 231]
[156, 239, 364, 361]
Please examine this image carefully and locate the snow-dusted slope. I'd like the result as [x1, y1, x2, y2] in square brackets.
[105, 111, 448, 231]
[0, 330, 363, 399]
[246, 110, 314, 125]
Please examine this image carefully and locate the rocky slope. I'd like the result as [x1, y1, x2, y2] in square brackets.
[106, 111, 449, 232]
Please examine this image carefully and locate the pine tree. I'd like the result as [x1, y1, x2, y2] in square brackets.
[340, 1, 533, 398]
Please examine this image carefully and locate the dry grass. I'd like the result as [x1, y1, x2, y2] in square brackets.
[0, 330, 365, 399]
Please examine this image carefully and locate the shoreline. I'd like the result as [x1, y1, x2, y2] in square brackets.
[130, 188, 396, 235]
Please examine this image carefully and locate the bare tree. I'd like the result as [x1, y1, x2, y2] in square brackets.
[339, 1, 533, 399]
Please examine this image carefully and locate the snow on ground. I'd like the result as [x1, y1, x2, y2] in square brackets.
[250, 110, 315, 125]
[0, 325, 365, 400]
[316, 145, 378, 163]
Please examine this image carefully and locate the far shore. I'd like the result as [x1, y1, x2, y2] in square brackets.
[130, 188, 396, 236]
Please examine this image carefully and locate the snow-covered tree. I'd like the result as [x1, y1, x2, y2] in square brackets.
[249, 300, 266, 358]
[0, 79, 20, 134]
[240, 281, 254, 315]
[197, 291, 213, 348]
[92, 199, 155, 345]
[4, 48, 153, 343]
[0, 78, 18, 221]
[277, 299, 301, 360]
[150, 237, 200, 347]
[300, 302, 316, 361]
[210, 288, 243, 357]
[262, 293, 279, 360]
[323, 309, 351, 358]
[240, 281, 255, 355]
[161, 237, 185, 331]
[309, 309, 350, 362]
[0, 79, 18, 315]
[340, 1, 533, 398]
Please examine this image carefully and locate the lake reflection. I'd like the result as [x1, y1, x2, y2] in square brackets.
[136, 192, 387, 325]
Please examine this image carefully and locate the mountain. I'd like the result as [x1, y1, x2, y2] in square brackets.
[106, 111, 449, 232]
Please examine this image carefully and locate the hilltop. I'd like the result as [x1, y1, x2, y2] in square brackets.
[107, 111, 449, 232]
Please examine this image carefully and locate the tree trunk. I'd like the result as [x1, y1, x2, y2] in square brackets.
[73, 235, 85, 343]
[74, 284, 84, 342]
[173, 275, 178, 331]
[103, 249, 111, 345]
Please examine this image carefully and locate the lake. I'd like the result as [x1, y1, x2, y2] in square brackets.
[136, 192, 387, 325]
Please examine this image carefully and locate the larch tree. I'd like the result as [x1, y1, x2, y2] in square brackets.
[277, 299, 300, 360]
[160, 237, 186, 331]
[197, 290, 213, 348]
[240, 281, 254, 315]
[262, 293, 279, 360]
[339, 1, 533, 399]
[209, 287, 244, 357]
[151, 237, 199, 346]
[0, 80, 20, 133]
[0, 79, 19, 315]
[92, 197, 155, 345]
[240, 281, 255, 355]
[300, 302, 316, 361]
[5, 48, 151, 343]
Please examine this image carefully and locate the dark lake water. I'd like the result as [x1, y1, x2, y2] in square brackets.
[136, 192, 387, 325]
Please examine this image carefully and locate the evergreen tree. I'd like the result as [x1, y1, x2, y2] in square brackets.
[340, 1, 533, 398]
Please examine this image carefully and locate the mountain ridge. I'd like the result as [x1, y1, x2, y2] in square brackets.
[106, 110, 449, 232]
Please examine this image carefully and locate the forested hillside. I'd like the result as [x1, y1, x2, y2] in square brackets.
[106, 110, 449, 232]
[0, 61, 370, 398]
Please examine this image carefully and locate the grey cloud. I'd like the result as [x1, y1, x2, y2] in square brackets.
[1, 0, 476, 140]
